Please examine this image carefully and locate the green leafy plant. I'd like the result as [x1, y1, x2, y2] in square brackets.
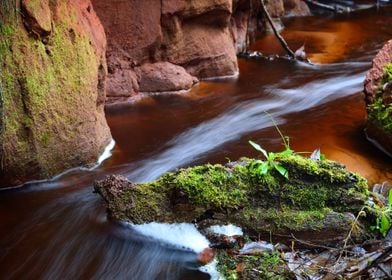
[248, 140, 292, 179]
[372, 190, 392, 237]
[249, 114, 294, 179]
[367, 190, 392, 237]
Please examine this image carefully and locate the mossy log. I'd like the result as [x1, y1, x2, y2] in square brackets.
[94, 154, 369, 244]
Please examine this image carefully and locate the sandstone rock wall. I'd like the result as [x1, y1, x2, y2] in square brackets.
[92, 0, 310, 103]
[0, 0, 310, 186]
[0, 0, 112, 187]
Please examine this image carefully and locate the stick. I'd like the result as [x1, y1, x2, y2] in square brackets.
[259, 0, 295, 58]
[304, 0, 337, 11]
[346, 246, 392, 279]
[378, 264, 392, 280]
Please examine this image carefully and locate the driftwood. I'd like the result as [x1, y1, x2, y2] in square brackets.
[259, 0, 296, 59]
[304, 0, 356, 13]
[305, 0, 339, 11]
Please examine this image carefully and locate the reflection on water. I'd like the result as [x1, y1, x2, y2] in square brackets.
[1, 6, 392, 280]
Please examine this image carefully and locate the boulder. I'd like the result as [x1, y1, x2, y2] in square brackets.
[364, 40, 392, 104]
[94, 155, 369, 244]
[284, 0, 311, 17]
[364, 40, 392, 157]
[137, 62, 198, 93]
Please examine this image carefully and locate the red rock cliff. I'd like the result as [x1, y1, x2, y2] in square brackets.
[0, 0, 112, 187]
[91, 0, 310, 103]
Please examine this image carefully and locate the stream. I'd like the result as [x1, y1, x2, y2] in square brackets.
[1, 6, 392, 280]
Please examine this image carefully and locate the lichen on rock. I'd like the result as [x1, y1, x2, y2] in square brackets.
[94, 154, 369, 243]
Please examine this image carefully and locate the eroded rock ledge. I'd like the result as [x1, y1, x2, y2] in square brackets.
[91, 0, 310, 103]
[95, 155, 368, 244]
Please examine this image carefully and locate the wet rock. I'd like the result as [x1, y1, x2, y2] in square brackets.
[137, 62, 198, 93]
[365, 123, 392, 157]
[383, 81, 392, 105]
[197, 248, 216, 265]
[92, 0, 238, 102]
[21, 0, 52, 37]
[204, 232, 242, 249]
[364, 39, 392, 104]
[0, 0, 112, 187]
[92, 0, 310, 103]
[239, 241, 274, 255]
[373, 181, 392, 199]
[265, 0, 285, 18]
[364, 40, 392, 157]
[284, 0, 311, 17]
[95, 155, 369, 244]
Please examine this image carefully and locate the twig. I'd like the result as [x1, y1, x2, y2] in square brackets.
[346, 247, 392, 279]
[304, 0, 337, 12]
[259, 0, 296, 59]
[337, 207, 366, 262]
[290, 234, 340, 251]
[378, 263, 392, 280]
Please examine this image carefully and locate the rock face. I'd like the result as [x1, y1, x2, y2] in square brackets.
[95, 155, 368, 244]
[91, 0, 310, 103]
[0, 0, 112, 187]
[283, 0, 311, 17]
[364, 40, 392, 157]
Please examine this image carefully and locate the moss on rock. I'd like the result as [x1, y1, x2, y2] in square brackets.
[367, 63, 392, 133]
[0, 1, 111, 186]
[95, 154, 369, 241]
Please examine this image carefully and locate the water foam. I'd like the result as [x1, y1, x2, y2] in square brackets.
[206, 224, 243, 236]
[97, 139, 116, 165]
[130, 223, 210, 253]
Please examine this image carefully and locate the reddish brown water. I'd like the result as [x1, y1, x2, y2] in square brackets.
[1, 6, 392, 280]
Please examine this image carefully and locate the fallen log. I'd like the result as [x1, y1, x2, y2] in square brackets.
[94, 154, 369, 245]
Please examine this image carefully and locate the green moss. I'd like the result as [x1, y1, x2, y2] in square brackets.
[169, 164, 248, 209]
[367, 63, 392, 133]
[40, 132, 50, 146]
[368, 97, 392, 132]
[104, 154, 368, 234]
[111, 184, 168, 224]
[238, 207, 344, 232]
[383, 63, 392, 83]
[0, 1, 104, 178]
[217, 250, 292, 280]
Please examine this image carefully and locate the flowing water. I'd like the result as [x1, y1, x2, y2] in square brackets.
[1, 6, 392, 280]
